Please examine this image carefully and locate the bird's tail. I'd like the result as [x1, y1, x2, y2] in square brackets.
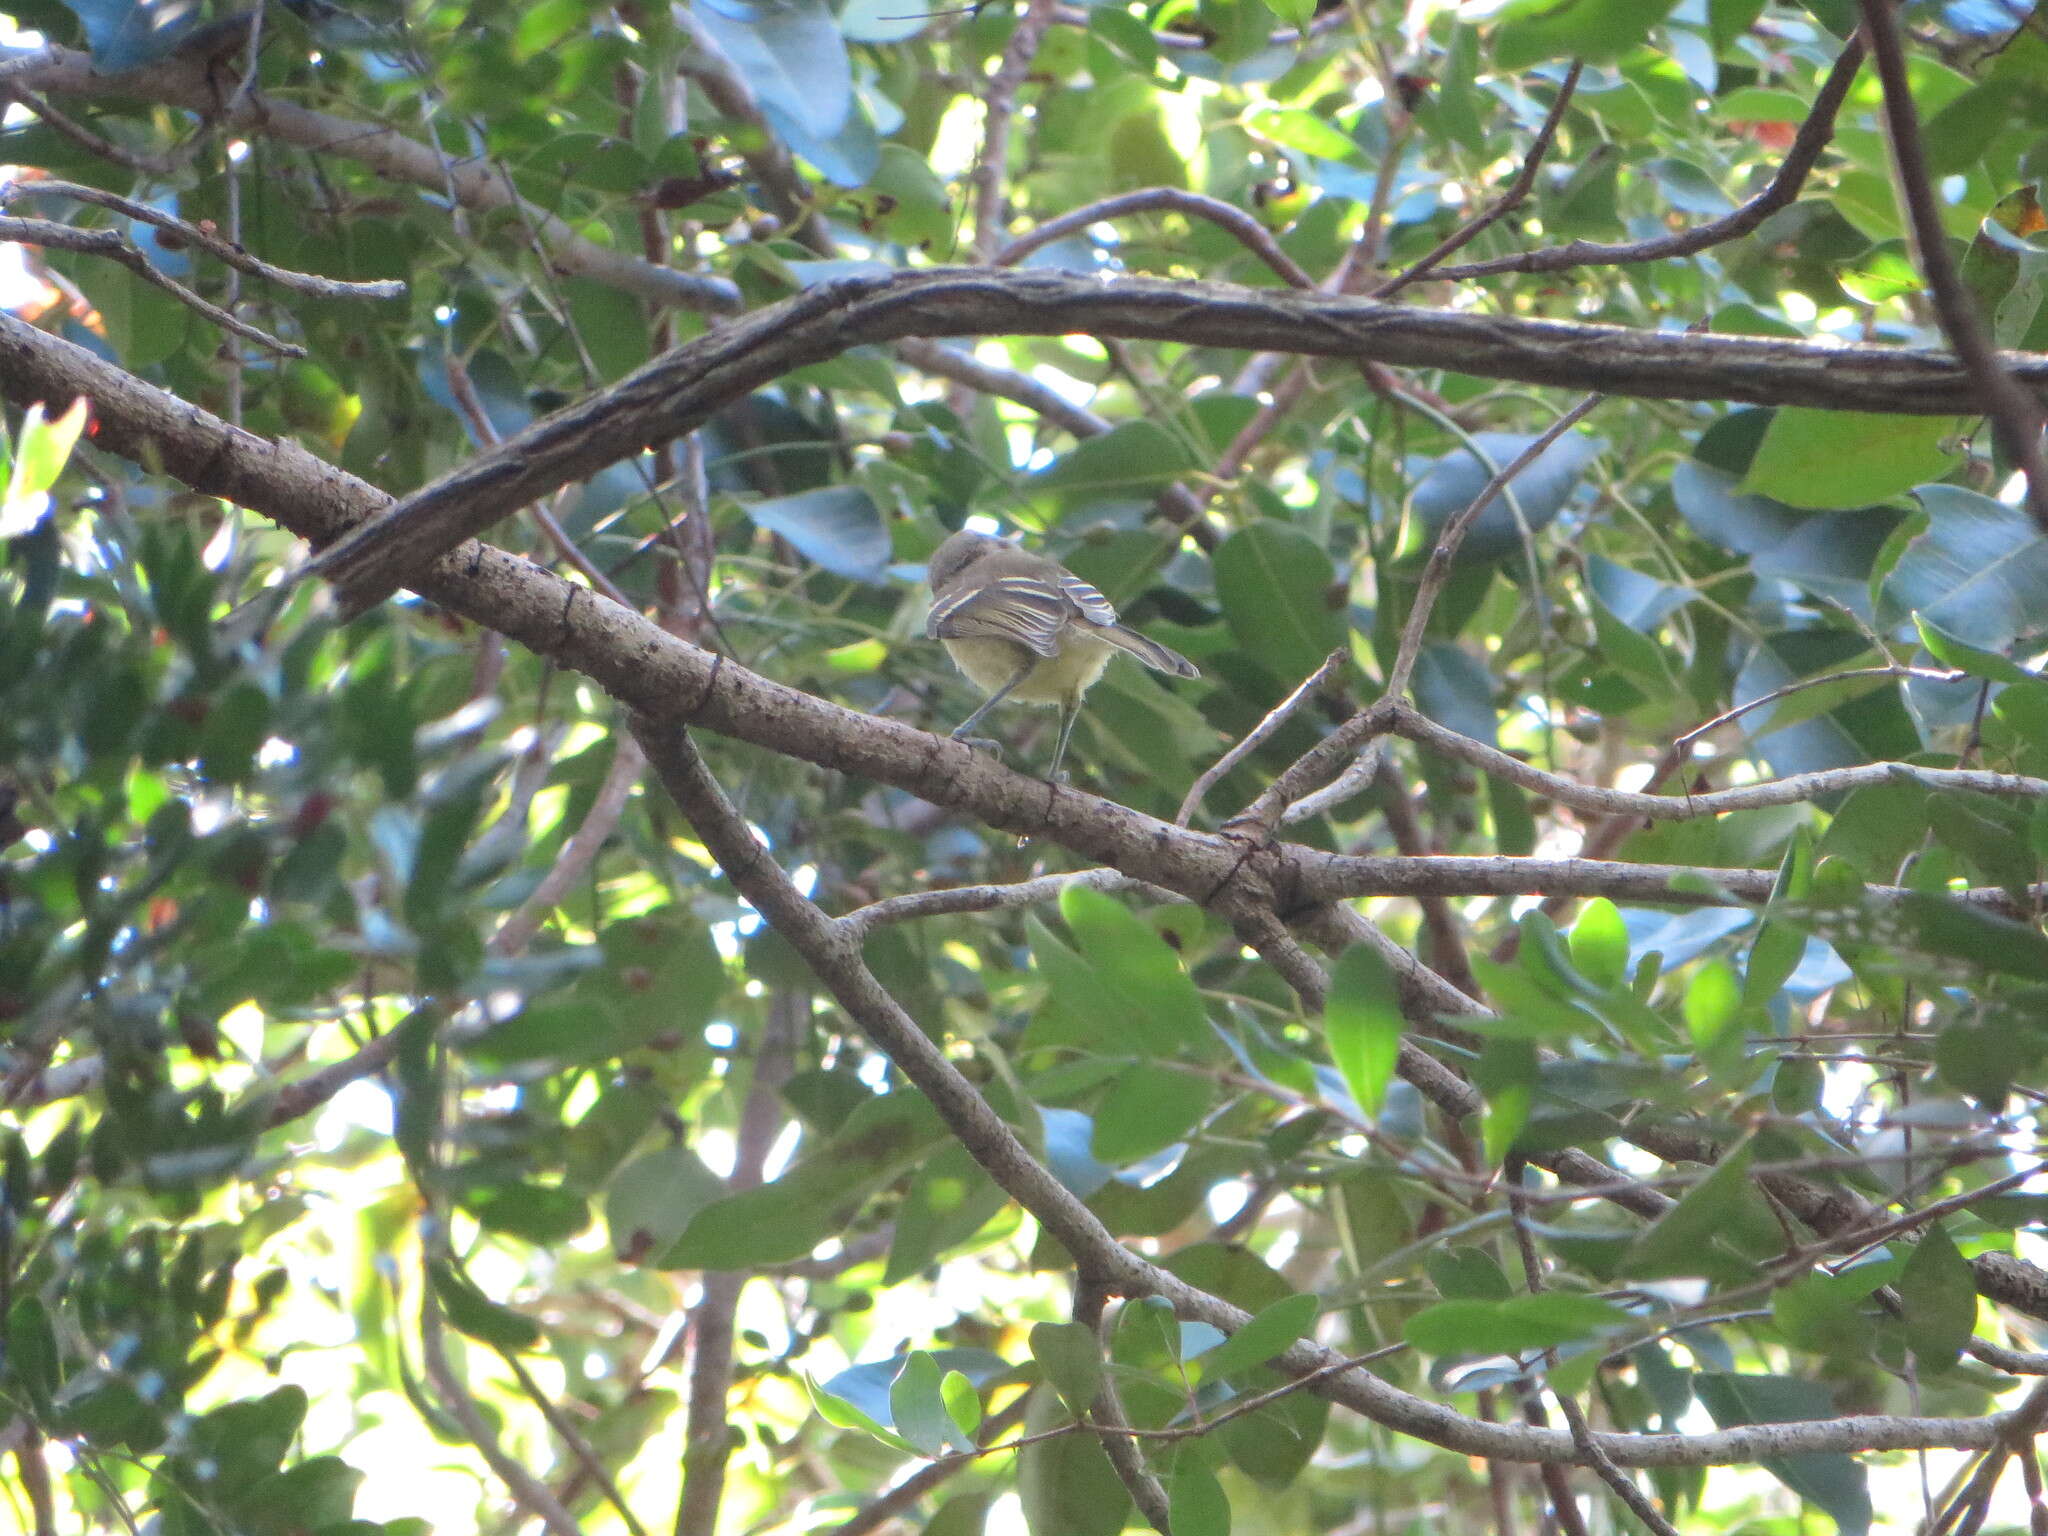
[1098, 624, 1200, 679]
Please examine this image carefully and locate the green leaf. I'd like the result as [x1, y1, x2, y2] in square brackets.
[429, 1261, 540, 1351]
[1427, 1245, 1514, 1302]
[1166, 1444, 1232, 1536]
[924, 1494, 995, 1536]
[1915, 614, 2036, 685]
[1195, 1292, 1320, 1381]
[1059, 886, 1210, 1056]
[6, 1297, 59, 1406]
[1567, 899, 1630, 990]
[58, 0, 205, 69]
[890, 1352, 958, 1457]
[744, 487, 891, 583]
[1254, 0, 1312, 27]
[1033, 420, 1202, 502]
[1936, 1019, 2013, 1106]
[1324, 945, 1403, 1117]
[1109, 108, 1189, 189]
[0, 396, 86, 538]
[1029, 1321, 1104, 1417]
[1218, 1376, 1327, 1487]
[1409, 431, 1605, 566]
[1694, 1373, 1872, 1536]
[1709, 0, 1768, 49]
[1624, 1140, 1780, 1279]
[1771, 1261, 1898, 1358]
[692, 0, 875, 186]
[1740, 409, 1959, 510]
[1245, 106, 1359, 162]
[940, 1369, 982, 1448]
[1882, 485, 2048, 653]
[1018, 1385, 1130, 1536]
[1474, 1039, 1537, 1167]
[239, 1456, 362, 1531]
[1683, 960, 1742, 1053]
[1747, 830, 1815, 1006]
[1116, 1294, 1182, 1369]
[807, 1376, 919, 1453]
[1091, 1061, 1213, 1163]
[1403, 1293, 1632, 1356]
[1960, 186, 2048, 349]
[884, 1143, 1007, 1284]
[1491, 0, 1683, 68]
[459, 1181, 591, 1246]
[664, 1094, 944, 1267]
[1213, 522, 1345, 688]
[1898, 1223, 1977, 1369]
[1889, 891, 2048, 981]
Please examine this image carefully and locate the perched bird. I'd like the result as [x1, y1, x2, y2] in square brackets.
[925, 530, 1199, 782]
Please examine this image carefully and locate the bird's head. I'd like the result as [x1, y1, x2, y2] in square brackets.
[926, 529, 1014, 591]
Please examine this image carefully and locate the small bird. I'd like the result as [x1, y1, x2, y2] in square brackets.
[925, 530, 1200, 782]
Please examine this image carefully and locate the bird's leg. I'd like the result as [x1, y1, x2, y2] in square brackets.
[1045, 698, 1079, 785]
[949, 659, 1035, 753]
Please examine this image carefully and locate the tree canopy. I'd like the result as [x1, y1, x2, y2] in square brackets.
[4, 1, 2048, 1534]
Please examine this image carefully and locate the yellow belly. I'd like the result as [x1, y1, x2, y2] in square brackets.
[943, 632, 1115, 705]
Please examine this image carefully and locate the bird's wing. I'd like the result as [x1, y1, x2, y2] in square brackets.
[925, 574, 1071, 658]
[1058, 571, 1119, 628]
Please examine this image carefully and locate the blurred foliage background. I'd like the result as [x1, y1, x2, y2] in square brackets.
[4, 0, 2048, 1533]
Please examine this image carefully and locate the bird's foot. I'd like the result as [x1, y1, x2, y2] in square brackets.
[951, 731, 1003, 756]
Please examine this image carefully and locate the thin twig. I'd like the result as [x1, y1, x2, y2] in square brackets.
[1429, 36, 1867, 283]
[674, 987, 798, 1536]
[420, 1282, 583, 1536]
[1245, 398, 1605, 831]
[1373, 61, 1584, 298]
[1928, 1379, 2048, 1536]
[1389, 396, 1604, 701]
[500, 1350, 651, 1536]
[838, 866, 1175, 938]
[821, 1396, 1033, 1536]
[0, 90, 181, 175]
[1263, 697, 2048, 870]
[439, 351, 635, 610]
[1371, 752, 1481, 1002]
[634, 719, 2019, 1468]
[0, 215, 304, 355]
[1679, 663, 1971, 745]
[490, 734, 646, 956]
[996, 187, 1316, 289]
[263, 1020, 413, 1126]
[3, 178, 405, 299]
[1177, 649, 1346, 827]
[894, 341, 1220, 547]
[971, 0, 1058, 261]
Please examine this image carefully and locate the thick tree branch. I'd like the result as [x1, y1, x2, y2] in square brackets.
[300, 266, 2048, 613]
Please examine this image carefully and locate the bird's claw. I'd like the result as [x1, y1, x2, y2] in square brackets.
[952, 732, 1003, 755]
